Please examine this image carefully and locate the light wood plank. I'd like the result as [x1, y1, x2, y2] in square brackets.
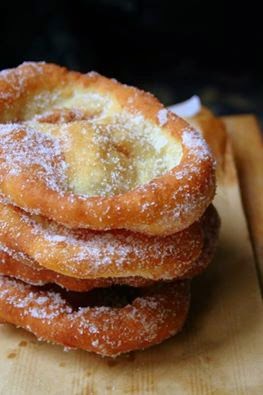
[223, 115, 263, 290]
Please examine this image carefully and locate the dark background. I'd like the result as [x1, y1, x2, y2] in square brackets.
[0, 0, 262, 122]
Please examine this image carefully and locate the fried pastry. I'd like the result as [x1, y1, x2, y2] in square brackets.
[0, 203, 220, 280]
[0, 250, 153, 291]
[0, 62, 221, 356]
[0, 277, 190, 357]
[0, 62, 215, 235]
[0, 205, 219, 290]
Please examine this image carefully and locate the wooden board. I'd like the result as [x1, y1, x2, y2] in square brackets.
[0, 117, 263, 395]
[223, 115, 263, 291]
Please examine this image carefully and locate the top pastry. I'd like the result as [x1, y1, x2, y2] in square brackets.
[0, 62, 215, 235]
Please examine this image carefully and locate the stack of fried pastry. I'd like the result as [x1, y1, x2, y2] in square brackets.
[0, 63, 220, 357]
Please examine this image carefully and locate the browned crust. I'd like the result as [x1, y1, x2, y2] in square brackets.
[0, 252, 154, 291]
[0, 276, 190, 356]
[0, 62, 215, 235]
[0, 205, 219, 283]
[0, 202, 221, 280]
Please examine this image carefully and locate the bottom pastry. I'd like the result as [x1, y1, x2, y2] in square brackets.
[0, 277, 190, 357]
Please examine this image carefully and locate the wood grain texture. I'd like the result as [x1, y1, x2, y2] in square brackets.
[223, 115, 263, 291]
[0, 120, 263, 394]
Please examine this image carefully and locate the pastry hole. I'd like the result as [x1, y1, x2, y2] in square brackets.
[45, 284, 141, 310]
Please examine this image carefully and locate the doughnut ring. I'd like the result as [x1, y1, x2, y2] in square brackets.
[0, 205, 219, 290]
[0, 201, 213, 280]
[0, 276, 190, 357]
[0, 62, 215, 235]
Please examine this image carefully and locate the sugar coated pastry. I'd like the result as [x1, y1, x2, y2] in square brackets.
[0, 62, 215, 235]
[0, 63, 220, 356]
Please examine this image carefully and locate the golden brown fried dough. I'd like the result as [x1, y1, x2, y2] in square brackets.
[0, 62, 215, 235]
[0, 277, 190, 357]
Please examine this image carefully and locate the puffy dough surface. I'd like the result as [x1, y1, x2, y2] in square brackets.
[0, 205, 219, 290]
[0, 62, 215, 235]
[0, 203, 219, 280]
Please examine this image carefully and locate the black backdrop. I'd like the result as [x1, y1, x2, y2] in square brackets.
[0, 0, 262, 120]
